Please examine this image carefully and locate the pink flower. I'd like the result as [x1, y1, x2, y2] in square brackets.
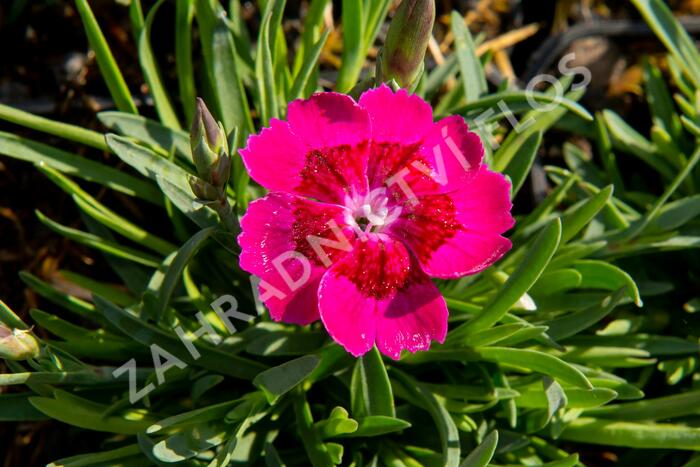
[238, 85, 514, 360]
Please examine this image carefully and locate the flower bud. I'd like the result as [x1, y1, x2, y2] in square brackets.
[0, 325, 40, 361]
[188, 175, 221, 202]
[378, 0, 435, 88]
[190, 98, 229, 184]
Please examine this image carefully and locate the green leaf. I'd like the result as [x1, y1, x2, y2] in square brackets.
[138, 0, 181, 130]
[572, 261, 641, 306]
[99, 112, 190, 158]
[95, 295, 266, 380]
[255, 8, 279, 126]
[477, 347, 592, 389]
[290, 28, 331, 100]
[175, 0, 196, 123]
[30, 390, 155, 435]
[451, 11, 486, 102]
[530, 269, 582, 296]
[315, 406, 359, 439]
[561, 417, 700, 450]
[151, 227, 216, 321]
[293, 389, 335, 466]
[502, 131, 542, 197]
[0, 393, 49, 421]
[35, 210, 161, 268]
[335, 0, 364, 93]
[546, 289, 627, 341]
[19, 272, 101, 323]
[392, 370, 461, 467]
[0, 298, 28, 329]
[645, 194, 700, 233]
[74, 0, 138, 114]
[560, 185, 613, 243]
[455, 92, 593, 122]
[213, 13, 254, 136]
[147, 399, 240, 434]
[245, 330, 327, 356]
[48, 444, 146, 467]
[0, 131, 160, 203]
[516, 387, 617, 410]
[0, 103, 107, 151]
[584, 390, 700, 421]
[351, 346, 395, 418]
[460, 430, 498, 467]
[631, 0, 700, 88]
[254, 355, 320, 404]
[453, 219, 561, 336]
[39, 166, 176, 256]
[616, 146, 700, 241]
[342, 415, 411, 438]
[603, 109, 674, 180]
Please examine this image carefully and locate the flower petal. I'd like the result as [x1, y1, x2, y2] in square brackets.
[417, 115, 484, 193]
[390, 167, 514, 278]
[240, 92, 370, 203]
[359, 85, 433, 145]
[376, 276, 447, 360]
[318, 235, 447, 359]
[238, 193, 350, 324]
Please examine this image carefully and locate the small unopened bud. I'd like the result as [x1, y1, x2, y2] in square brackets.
[378, 0, 435, 88]
[189, 175, 221, 202]
[0, 325, 40, 361]
[190, 98, 229, 184]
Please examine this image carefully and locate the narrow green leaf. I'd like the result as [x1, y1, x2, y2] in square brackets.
[0, 393, 48, 422]
[561, 417, 700, 450]
[290, 28, 330, 100]
[572, 261, 641, 306]
[335, 0, 364, 93]
[478, 347, 592, 389]
[452, 11, 485, 102]
[293, 389, 335, 466]
[213, 13, 254, 135]
[560, 185, 613, 243]
[351, 346, 395, 418]
[139, 0, 182, 129]
[74, 0, 138, 114]
[175, 0, 196, 123]
[39, 166, 176, 256]
[255, 9, 278, 126]
[48, 445, 144, 467]
[585, 390, 700, 421]
[455, 92, 593, 122]
[147, 399, 240, 434]
[546, 289, 627, 341]
[341, 415, 411, 438]
[503, 131, 542, 197]
[460, 430, 498, 467]
[631, 0, 700, 88]
[35, 210, 161, 268]
[0, 103, 107, 151]
[95, 295, 266, 380]
[30, 390, 154, 435]
[99, 112, 190, 157]
[253, 355, 320, 404]
[391, 370, 461, 467]
[454, 219, 561, 336]
[152, 227, 216, 320]
[0, 132, 160, 203]
[0, 299, 28, 329]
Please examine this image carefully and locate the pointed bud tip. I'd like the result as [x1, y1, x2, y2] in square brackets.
[191, 98, 220, 149]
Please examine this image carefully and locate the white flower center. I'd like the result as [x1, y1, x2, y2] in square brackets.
[344, 188, 402, 235]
